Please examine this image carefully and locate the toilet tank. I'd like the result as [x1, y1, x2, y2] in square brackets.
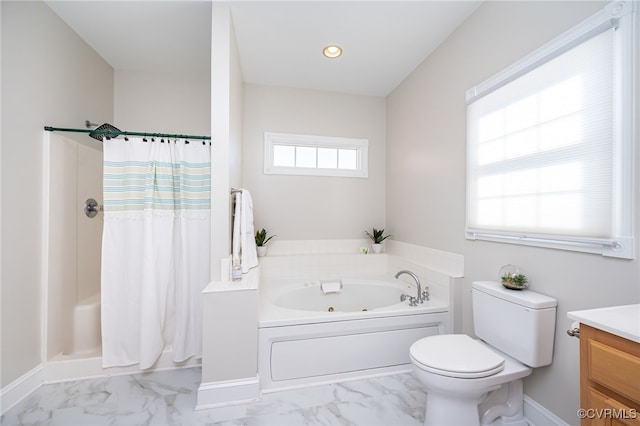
[472, 281, 557, 367]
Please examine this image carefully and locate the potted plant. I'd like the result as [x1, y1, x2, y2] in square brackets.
[499, 264, 529, 290]
[255, 228, 276, 257]
[365, 228, 391, 254]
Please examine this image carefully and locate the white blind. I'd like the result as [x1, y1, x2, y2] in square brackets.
[466, 29, 615, 240]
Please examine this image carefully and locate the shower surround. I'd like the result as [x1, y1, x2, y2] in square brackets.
[42, 132, 204, 384]
[44, 132, 103, 360]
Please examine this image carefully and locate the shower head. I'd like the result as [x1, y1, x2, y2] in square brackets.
[88, 122, 122, 141]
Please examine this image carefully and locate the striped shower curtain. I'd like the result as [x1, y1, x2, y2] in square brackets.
[101, 137, 211, 369]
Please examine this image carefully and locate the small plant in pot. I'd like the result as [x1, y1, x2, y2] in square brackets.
[255, 228, 275, 257]
[365, 228, 391, 254]
[499, 264, 529, 290]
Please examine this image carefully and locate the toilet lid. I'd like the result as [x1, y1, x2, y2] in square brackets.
[410, 335, 505, 379]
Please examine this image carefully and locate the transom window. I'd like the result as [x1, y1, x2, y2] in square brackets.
[264, 132, 368, 178]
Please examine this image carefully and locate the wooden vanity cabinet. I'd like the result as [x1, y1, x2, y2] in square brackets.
[580, 324, 640, 426]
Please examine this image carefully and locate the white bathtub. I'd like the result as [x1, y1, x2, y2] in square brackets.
[258, 277, 449, 391]
[274, 280, 407, 312]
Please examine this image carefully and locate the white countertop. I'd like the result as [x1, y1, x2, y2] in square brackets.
[567, 304, 640, 343]
[203, 266, 260, 292]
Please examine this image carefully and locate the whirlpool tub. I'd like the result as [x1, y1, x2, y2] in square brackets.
[258, 277, 450, 391]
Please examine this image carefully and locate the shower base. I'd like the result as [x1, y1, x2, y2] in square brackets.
[46, 350, 201, 383]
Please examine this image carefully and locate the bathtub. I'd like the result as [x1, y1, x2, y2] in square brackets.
[258, 277, 449, 391]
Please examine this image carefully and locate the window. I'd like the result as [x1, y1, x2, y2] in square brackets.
[465, 1, 636, 258]
[264, 132, 368, 178]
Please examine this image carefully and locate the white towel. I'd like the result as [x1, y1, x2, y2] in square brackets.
[232, 192, 242, 265]
[240, 189, 258, 273]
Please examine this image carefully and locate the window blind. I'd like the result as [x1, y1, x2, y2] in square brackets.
[465, 0, 636, 259]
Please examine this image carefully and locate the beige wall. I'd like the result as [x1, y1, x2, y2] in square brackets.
[1, 1, 114, 386]
[210, 3, 243, 280]
[386, 1, 640, 423]
[114, 70, 210, 136]
[242, 84, 386, 240]
[200, 4, 254, 396]
[229, 20, 243, 191]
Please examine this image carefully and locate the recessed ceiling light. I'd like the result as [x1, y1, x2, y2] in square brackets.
[323, 45, 342, 58]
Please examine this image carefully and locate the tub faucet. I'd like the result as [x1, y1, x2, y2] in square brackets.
[395, 270, 429, 306]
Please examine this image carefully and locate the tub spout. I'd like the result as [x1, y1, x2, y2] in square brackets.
[395, 270, 429, 304]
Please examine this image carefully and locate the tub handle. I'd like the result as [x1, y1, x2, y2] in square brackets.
[401, 294, 419, 307]
[422, 288, 430, 302]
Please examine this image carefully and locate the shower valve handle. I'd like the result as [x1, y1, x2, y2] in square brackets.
[84, 198, 103, 218]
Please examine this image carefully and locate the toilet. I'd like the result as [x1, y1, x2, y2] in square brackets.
[410, 280, 557, 426]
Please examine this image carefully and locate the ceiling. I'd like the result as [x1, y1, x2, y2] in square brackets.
[45, 1, 482, 97]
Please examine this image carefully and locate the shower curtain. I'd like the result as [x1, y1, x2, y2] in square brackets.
[101, 137, 211, 369]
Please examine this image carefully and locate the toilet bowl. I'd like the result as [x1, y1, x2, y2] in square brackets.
[410, 335, 531, 425]
[409, 281, 557, 426]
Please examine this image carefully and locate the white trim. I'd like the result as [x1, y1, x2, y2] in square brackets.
[524, 394, 569, 426]
[612, 0, 637, 247]
[466, 1, 631, 104]
[195, 376, 261, 410]
[41, 131, 51, 366]
[465, 229, 634, 259]
[0, 365, 44, 416]
[264, 131, 369, 178]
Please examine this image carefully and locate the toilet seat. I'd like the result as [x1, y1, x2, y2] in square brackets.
[410, 334, 505, 379]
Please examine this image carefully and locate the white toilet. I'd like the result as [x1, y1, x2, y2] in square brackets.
[410, 280, 557, 426]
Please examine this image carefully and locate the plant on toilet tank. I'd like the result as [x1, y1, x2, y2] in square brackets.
[499, 264, 529, 290]
[365, 228, 391, 254]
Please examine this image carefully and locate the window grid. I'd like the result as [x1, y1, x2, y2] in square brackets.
[264, 132, 368, 178]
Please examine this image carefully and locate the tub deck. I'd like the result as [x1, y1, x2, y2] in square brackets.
[259, 277, 449, 327]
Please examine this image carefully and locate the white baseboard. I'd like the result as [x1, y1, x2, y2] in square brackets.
[196, 376, 260, 411]
[524, 394, 569, 426]
[0, 365, 44, 416]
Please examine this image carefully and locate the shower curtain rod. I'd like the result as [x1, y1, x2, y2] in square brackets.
[44, 126, 211, 141]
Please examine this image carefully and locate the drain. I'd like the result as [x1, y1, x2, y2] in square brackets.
[362, 308, 368, 311]
[328, 307, 334, 312]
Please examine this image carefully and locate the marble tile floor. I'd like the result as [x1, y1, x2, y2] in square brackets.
[1, 368, 428, 425]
